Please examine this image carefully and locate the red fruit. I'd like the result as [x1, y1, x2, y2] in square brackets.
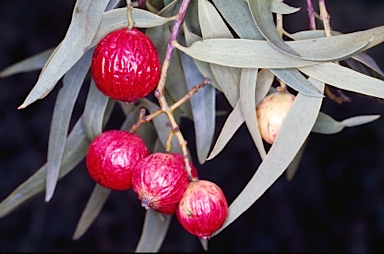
[91, 28, 161, 103]
[176, 180, 228, 240]
[86, 130, 150, 190]
[132, 152, 194, 215]
[256, 89, 296, 144]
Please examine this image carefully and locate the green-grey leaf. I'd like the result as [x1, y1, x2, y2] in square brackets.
[207, 101, 244, 161]
[135, 209, 172, 252]
[352, 53, 384, 77]
[271, 68, 323, 97]
[240, 68, 266, 159]
[199, 0, 241, 108]
[179, 49, 216, 164]
[311, 112, 344, 134]
[341, 115, 381, 127]
[18, 0, 110, 109]
[173, 39, 317, 68]
[72, 184, 111, 240]
[82, 80, 110, 141]
[248, 0, 300, 57]
[312, 112, 380, 134]
[213, 78, 325, 237]
[176, 24, 384, 68]
[0, 117, 90, 219]
[212, 0, 264, 40]
[299, 62, 384, 99]
[88, 8, 174, 49]
[255, 69, 275, 105]
[45, 50, 93, 202]
[286, 138, 308, 181]
[270, 0, 301, 14]
[183, 22, 221, 91]
[0, 48, 54, 78]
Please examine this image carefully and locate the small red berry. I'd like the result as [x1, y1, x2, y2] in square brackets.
[86, 130, 150, 190]
[176, 180, 228, 240]
[256, 89, 296, 144]
[132, 152, 194, 215]
[91, 28, 161, 103]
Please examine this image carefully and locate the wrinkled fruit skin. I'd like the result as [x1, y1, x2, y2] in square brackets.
[176, 180, 228, 240]
[91, 28, 161, 103]
[256, 90, 296, 144]
[132, 152, 194, 215]
[86, 130, 150, 191]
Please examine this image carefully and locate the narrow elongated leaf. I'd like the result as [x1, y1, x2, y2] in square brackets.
[176, 24, 384, 68]
[213, 78, 325, 237]
[341, 115, 381, 127]
[352, 53, 384, 77]
[212, 0, 264, 40]
[173, 39, 317, 69]
[311, 112, 344, 134]
[312, 112, 380, 134]
[183, 23, 221, 91]
[179, 50, 216, 164]
[135, 209, 172, 252]
[199, 0, 241, 108]
[0, 48, 54, 77]
[82, 80, 110, 141]
[45, 50, 93, 202]
[286, 139, 308, 181]
[270, 0, 301, 14]
[0, 117, 89, 219]
[88, 8, 174, 49]
[271, 68, 322, 97]
[248, 0, 300, 57]
[240, 68, 266, 159]
[249, 1, 375, 62]
[255, 69, 275, 104]
[299, 62, 384, 99]
[207, 101, 244, 161]
[72, 184, 111, 240]
[18, 0, 110, 109]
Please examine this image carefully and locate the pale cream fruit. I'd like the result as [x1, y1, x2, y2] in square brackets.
[256, 89, 296, 144]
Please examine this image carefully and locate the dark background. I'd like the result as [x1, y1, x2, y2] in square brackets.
[1, 0, 384, 252]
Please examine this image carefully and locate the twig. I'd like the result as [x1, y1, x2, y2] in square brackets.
[306, 0, 316, 30]
[317, 0, 351, 103]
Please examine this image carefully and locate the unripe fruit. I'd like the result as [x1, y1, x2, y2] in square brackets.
[256, 89, 296, 144]
[132, 152, 196, 215]
[91, 28, 161, 103]
[86, 130, 150, 190]
[176, 180, 228, 240]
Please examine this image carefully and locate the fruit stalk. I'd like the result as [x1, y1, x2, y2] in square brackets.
[126, 0, 134, 30]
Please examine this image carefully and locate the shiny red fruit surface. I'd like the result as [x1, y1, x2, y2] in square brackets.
[91, 28, 161, 103]
[176, 180, 228, 240]
[86, 130, 150, 191]
[132, 152, 193, 215]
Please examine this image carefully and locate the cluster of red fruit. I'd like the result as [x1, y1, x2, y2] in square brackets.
[87, 28, 228, 240]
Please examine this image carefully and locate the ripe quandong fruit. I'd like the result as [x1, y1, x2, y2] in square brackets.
[91, 28, 161, 103]
[256, 88, 296, 144]
[176, 179, 228, 240]
[86, 130, 150, 191]
[132, 152, 197, 215]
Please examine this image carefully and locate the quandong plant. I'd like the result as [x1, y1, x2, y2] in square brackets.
[1, 0, 384, 251]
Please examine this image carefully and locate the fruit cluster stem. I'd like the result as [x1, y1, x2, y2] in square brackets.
[126, 0, 134, 30]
